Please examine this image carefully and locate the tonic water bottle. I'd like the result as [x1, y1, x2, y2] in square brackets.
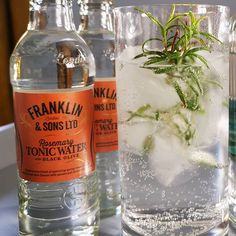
[9, 0, 99, 235]
[78, 0, 120, 217]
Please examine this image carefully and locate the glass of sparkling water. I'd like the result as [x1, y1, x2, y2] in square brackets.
[114, 4, 229, 236]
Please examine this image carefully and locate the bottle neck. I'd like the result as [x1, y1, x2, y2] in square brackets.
[28, 0, 75, 31]
[79, 1, 113, 32]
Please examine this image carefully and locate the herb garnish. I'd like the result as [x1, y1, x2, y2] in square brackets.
[126, 5, 222, 153]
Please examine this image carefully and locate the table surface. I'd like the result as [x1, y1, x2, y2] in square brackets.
[0, 124, 235, 236]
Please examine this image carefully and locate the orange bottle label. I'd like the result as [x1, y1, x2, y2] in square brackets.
[94, 80, 118, 153]
[13, 89, 95, 183]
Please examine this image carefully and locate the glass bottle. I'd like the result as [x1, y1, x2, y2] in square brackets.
[229, 14, 236, 228]
[78, 0, 120, 217]
[10, 0, 99, 235]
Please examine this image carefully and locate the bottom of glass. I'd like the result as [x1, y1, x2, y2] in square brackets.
[122, 220, 228, 236]
[121, 206, 228, 236]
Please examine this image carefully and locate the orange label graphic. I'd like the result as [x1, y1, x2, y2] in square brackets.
[94, 80, 118, 153]
[14, 89, 95, 183]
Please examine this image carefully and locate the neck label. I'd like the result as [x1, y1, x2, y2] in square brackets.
[94, 80, 118, 153]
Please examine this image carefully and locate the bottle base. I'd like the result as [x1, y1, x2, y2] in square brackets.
[19, 210, 99, 236]
[96, 151, 121, 219]
[19, 226, 99, 236]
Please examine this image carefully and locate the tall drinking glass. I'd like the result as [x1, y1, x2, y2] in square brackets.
[114, 4, 229, 236]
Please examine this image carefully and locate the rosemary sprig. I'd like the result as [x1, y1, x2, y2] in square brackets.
[143, 135, 154, 154]
[134, 5, 222, 110]
[127, 104, 159, 122]
[127, 104, 196, 149]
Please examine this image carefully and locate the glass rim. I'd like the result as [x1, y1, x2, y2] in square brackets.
[113, 3, 230, 13]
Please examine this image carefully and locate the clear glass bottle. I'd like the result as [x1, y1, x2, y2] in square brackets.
[10, 0, 99, 235]
[78, 0, 120, 217]
[229, 14, 236, 229]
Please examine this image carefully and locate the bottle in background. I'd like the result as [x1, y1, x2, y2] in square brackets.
[10, 0, 99, 235]
[78, 0, 120, 217]
[230, 15, 236, 229]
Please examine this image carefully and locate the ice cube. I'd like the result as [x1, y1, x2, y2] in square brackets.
[116, 62, 180, 121]
[199, 51, 229, 90]
[148, 131, 194, 187]
[192, 66, 225, 147]
[119, 119, 156, 155]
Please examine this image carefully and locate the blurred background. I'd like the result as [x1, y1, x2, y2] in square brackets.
[0, 0, 235, 126]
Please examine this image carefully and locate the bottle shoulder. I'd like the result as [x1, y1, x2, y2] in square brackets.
[10, 30, 96, 88]
[10, 30, 95, 72]
[12, 30, 92, 57]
